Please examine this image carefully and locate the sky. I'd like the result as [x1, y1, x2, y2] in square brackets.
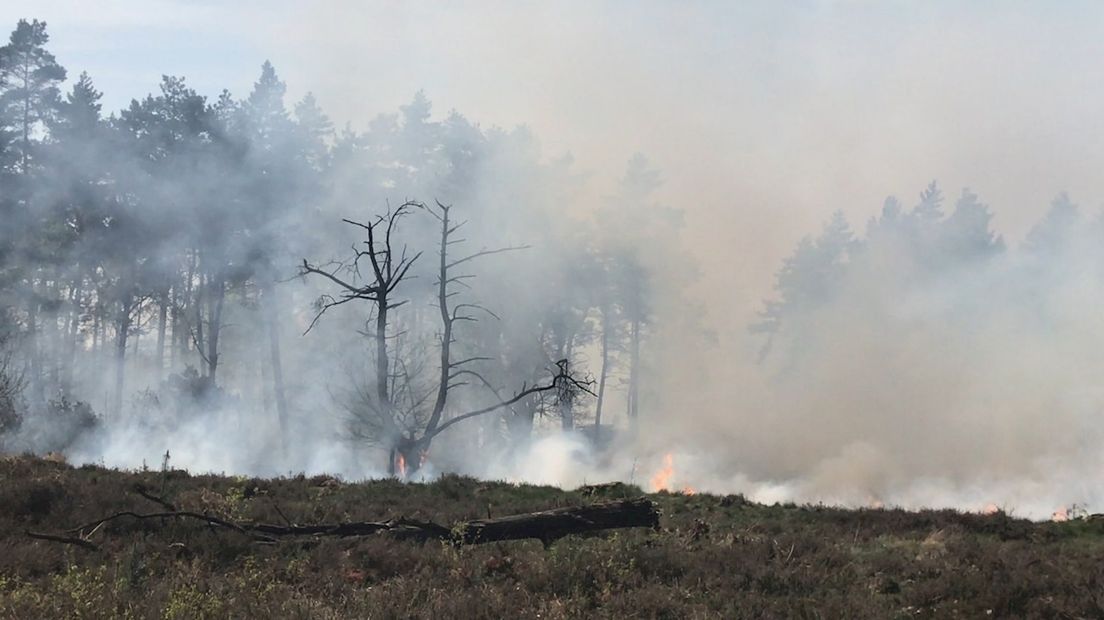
[4, 0, 1104, 336]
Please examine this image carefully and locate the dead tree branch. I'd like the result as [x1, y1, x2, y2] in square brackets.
[24, 499, 657, 549]
[25, 530, 99, 551]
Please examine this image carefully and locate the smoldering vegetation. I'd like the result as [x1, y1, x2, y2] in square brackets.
[0, 17, 1102, 520]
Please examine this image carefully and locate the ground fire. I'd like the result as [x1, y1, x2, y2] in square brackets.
[650, 453, 695, 495]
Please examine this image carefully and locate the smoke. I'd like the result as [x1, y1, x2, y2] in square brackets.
[3, 3, 1104, 520]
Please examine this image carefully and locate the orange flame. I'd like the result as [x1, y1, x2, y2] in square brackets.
[650, 453, 695, 495]
[982, 503, 1000, 515]
[396, 453, 407, 479]
[1052, 506, 1069, 522]
[651, 453, 675, 492]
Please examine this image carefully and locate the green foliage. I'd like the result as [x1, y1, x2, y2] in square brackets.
[162, 583, 223, 620]
[0, 19, 66, 173]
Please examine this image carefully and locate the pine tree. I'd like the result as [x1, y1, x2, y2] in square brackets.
[0, 19, 66, 174]
[752, 211, 854, 362]
[293, 92, 332, 170]
[940, 188, 1004, 262]
[0, 19, 66, 408]
[1025, 192, 1080, 255]
[52, 71, 102, 141]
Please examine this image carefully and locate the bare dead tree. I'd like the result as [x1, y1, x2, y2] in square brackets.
[389, 200, 594, 474]
[302, 200, 593, 476]
[301, 202, 422, 474]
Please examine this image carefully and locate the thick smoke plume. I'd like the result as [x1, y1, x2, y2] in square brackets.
[1, 7, 1103, 520]
[689, 190, 1104, 519]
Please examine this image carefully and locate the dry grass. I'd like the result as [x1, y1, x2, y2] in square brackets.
[1, 454, 1102, 618]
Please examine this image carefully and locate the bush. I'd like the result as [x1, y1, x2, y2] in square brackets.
[127, 367, 232, 429]
[163, 366, 228, 414]
[38, 397, 99, 452]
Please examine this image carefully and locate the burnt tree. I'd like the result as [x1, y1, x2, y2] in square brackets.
[301, 202, 421, 474]
[302, 200, 593, 476]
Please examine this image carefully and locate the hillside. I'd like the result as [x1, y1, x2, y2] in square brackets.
[1, 455, 1101, 618]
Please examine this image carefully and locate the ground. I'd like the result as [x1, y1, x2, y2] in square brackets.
[1, 455, 1102, 618]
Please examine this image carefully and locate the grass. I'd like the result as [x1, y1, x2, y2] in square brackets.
[1, 454, 1103, 618]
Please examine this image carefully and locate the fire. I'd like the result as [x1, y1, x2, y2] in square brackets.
[1051, 503, 1087, 522]
[982, 503, 1000, 515]
[650, 453, 696, 495]
[651, 453, 675, 492]
[396, 453, 407, 479]
[394, 450, 428, 480]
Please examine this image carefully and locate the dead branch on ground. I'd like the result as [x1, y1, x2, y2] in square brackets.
[25, 498, 659, 550]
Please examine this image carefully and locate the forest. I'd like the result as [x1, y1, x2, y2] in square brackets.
[8, 6, 1104, 618]
[0, 18, 703, 479]
[3, 16, 1104, 514]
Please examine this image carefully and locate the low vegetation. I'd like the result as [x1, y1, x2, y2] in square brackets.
[1, 455, 1102, 618]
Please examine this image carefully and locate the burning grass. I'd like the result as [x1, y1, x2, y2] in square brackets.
[2, 454, 1104, 617]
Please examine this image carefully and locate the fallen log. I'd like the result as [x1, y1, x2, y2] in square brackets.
[455, 497, 660, 545]
[248, 499, 659, 544]
[26, 498, 659, 549]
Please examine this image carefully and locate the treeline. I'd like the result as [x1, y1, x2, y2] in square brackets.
[0, 19, 689, 472]
[755, 182, 1100, 370]
[740, 185, 1104, 494]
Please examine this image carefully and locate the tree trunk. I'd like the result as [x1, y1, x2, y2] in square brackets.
[95, 299, 106, 362]
[176, 252, 198, 368]
[594, 306, 611, 439]
[46, 277, 61, 395]
[391, 437, 425, 479]
[90, 300, 99, 358]
[156, 290, 168, 383]
[261, 279, 289, 452]
[131, 305, 140, 356]
[425, 208, 453, 437]
[62, 278, 81, 395]
[627, 317, 641, 432]
[205, 276, 224, 381]
[375, 298, 399, 477]
[194, 272, 205, 374]
[169, 282, 179, 372]
[25, 284, 44, 408]
[559, 338, 576, 432]
[113, 293, 133, 418]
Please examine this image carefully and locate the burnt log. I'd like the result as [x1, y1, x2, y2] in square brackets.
[455, 497, 659, 545]
[26, 498, 659, 549]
